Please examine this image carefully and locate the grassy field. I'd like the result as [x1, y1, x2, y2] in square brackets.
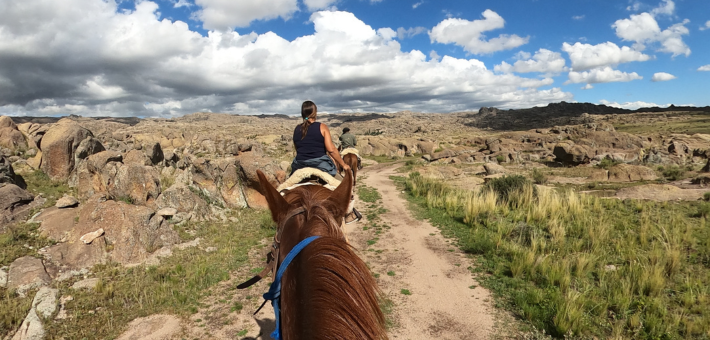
[0, 209, 274, 339]
[614, 112, 710, 135]
[397, 173, 710, 339]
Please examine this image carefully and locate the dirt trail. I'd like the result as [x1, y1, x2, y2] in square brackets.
[346, 163, 495, 340]
[129, 163, 497, 339]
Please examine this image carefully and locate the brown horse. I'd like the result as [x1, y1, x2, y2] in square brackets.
[337, 153, 360, 185]
[256, 169, 387, 340]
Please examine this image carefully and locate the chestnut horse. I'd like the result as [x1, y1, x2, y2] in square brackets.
[255, 169, 387, 339]
[338, 153, 360, 185]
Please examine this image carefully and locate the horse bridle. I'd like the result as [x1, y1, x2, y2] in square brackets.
[237, 205, 307, 290]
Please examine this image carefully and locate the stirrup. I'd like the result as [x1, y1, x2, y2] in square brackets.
[345, 208, 362, 224]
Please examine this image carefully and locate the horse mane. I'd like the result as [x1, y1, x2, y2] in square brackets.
[279, 185, 388, 340]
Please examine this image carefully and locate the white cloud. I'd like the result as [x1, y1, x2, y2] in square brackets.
[413, 1, 424, 9]
[599, 99, 668, 110]
[429, 9, 529, 55]
[627, 2, 642, 12]
[494, 49, 567, 74]
[572, 15, 585, 20]
[566, 67, 643, 84]
[562, 42, 651, 71]
[0, 1, 572, 117]
[698, 65, 710, 71]
[651, 72, 676, 81]
[612, 7, 691, 57]
[429, 50, 440, 61]
[581, 84, 593, 90]
[303, 0, 338, 11]
[173, 0, 193, 8]
[650, 0, 674, 16]
[194, 0, 298, 30]
[701, 21, 710, 31]
[396, 27, 427, 40]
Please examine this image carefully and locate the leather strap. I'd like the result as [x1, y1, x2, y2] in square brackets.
[237, 206, 307, 289]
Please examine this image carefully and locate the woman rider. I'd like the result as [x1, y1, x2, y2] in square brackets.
[291, 101, 351, 176]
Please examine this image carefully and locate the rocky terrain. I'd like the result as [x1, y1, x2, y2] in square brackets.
[1, 102, 709, 339]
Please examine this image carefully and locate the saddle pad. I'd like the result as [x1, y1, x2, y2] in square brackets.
[277, 167, 341, 192]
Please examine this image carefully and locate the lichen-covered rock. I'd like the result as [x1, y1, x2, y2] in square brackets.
[39, 119, 93, 180]
[111, 164, 161, 205]
[0, 184, 34, 225]
[7, 256, 51, 295]
[553, 141, 592, 164]
[607, 164, 658, 182]
[0, 116, 27, 150]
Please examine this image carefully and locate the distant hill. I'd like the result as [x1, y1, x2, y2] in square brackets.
[464, 102, 710, 131]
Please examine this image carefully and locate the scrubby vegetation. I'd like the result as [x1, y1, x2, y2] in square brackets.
[1, 209, 273, 339]
[401, 173, 710, 339]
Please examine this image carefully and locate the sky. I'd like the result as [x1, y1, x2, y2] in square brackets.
[0, 0, 708, 117]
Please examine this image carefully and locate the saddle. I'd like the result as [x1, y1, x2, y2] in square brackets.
[237, 168, 350, 290]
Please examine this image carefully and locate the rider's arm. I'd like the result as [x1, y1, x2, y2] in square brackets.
[322, 124, 348, 169]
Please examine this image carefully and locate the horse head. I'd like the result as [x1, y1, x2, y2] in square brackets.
[255, 169, 388, 339]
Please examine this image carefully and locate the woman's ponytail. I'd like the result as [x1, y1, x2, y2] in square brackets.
[300, 101, 317, 139]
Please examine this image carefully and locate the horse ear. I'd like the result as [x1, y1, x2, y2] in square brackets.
[257, 170, 289, 223]
[329, 167, 354, 218]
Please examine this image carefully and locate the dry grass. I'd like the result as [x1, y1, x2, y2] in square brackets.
[400, 173, 710, 339]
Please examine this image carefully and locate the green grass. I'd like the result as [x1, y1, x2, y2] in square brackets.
[0, 222, 54, 267]
[387, 271, 395, 276]
[400, 289, 412, 295]
[21, 170, 73, 208]
[0, 209, 276, 340]
[614, 112, 710, 135]
[397, 173, 710, 339]
[357, 185, 382, 203]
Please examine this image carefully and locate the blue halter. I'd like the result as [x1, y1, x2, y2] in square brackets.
[262, 235, 321, 340]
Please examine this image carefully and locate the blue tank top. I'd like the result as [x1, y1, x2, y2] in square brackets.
[293, 122, 326, 161]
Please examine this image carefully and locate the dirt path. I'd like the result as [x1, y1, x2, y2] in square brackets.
[346, 163, 496, 340]
[127, 163, 497, 339]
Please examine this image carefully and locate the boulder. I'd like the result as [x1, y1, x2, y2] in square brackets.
[7, 256, 51, 295]
[55, 195, 79, 208]
[123, 149, 151, 166]
[553, 141, 592, 164]
[155, 185, 210, 221]
[111, 164, 161, 205]
[0, 116, 27, 150]
[86, 151, 123, 173]
[36, 207, 80, 242]
[11, 287, 58, 340]
[483, 162, 507, 175]
[77, 197, 180, 265]
[1, 154, 18, 184]
[0, 184, 34, 225]
[74, 136, 105, 165]
[430, 149, 457, 161]
[39, 120, 93, 180]
[235, 153, 283, 209]
[145, 142, 164, 165]
[607, 164, 658, 182]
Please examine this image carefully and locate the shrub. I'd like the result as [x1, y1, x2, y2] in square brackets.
[496, 155, 506, 163]
[704, 192, 710, 202]
[659, 165, 685, 181]
[596, 157, 621, 170]
[482, 175, 536, 204]
[531, 168, 548, 185]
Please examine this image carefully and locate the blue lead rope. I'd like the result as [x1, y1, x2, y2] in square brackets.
[262, 236, 321, 340]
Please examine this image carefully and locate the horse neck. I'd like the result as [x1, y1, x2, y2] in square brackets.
[280, 236, 387, 340]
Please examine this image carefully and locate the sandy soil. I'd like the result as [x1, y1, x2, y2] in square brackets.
[117, 163, 498, 340]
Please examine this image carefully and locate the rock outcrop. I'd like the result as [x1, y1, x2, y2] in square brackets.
[39, 119, 94, 180]
[0, 116, 28, 150]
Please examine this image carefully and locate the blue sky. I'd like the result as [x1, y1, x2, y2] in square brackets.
[0, 0, 708, 116]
